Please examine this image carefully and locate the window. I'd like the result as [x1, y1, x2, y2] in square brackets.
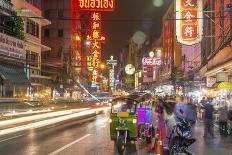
[26, 51, 39, 67]
[58, 10, 64, 18]
[58, 29, 63, 37]
[44, 10, 50, 18]
[42, 51, 50, 58]
[58, 47, 62, 57]
[44, 29, 50, 37]
[26, 19, 39, 37]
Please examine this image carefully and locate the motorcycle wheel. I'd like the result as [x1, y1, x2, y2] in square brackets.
[117, 135, 126, 154]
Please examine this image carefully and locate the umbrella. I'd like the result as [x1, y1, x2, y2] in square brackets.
[212, 81, 232, 90]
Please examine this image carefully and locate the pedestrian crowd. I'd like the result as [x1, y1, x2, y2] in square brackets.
[155, 95, 232, 139]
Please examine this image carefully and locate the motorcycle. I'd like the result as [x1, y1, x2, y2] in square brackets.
[168, 116, 196, 155]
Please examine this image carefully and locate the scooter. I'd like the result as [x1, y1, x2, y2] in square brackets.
[168, 116, 196, 155]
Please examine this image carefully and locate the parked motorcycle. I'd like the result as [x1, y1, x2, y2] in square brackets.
[168, 116, 196, 155]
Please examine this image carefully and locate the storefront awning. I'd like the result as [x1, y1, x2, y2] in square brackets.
[212, 81, 232, 90]
[0, 63, 30, 86]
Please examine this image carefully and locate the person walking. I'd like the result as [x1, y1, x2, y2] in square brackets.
[199, 97, 207, 120]
[175, 96, 186, 120]
[202, 98, 215, 138]
[185, 98, 197, 126]
[219, 103, 228, 135]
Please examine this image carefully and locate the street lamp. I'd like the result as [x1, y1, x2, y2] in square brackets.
[85, 40, 91, 46]
[100, 64, 105, 69]
[156, 48, 162, 58]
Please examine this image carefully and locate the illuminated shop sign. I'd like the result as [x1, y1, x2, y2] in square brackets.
[77, 0, 115, 11]
[90, 12, 102, 83]
[176, 0, 203, 45]
[142, 57, 161, 66]
[91, 12, 101, 70]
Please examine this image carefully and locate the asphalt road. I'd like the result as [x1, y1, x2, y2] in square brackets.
[0, 112, 147, 155]
[1, 112, 232, 155]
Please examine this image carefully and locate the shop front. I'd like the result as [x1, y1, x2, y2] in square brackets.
[0, 32, 29, 98]
[200, 42, 232, 108]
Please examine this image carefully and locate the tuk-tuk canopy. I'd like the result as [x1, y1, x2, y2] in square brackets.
[128, 92, 152, 103]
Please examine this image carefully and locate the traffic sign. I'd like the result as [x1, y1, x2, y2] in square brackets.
[107, 56, 117, 66]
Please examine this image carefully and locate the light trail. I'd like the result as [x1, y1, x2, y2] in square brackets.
[0, 108, 90, 127]
[0, 107, 110, 136]
[2, 109, 52, 117]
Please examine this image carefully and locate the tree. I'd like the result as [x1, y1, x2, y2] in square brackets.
[8, 12, 24, 40]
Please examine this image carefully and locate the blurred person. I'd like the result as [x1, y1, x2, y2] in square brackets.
[185, 98, 197, 126]
[202, 98, 215, 138]
[199, 97, 207, 120]
[162, 99, 176, 136]
[175, 96, 186, 120]
[219, 103, 228, 135]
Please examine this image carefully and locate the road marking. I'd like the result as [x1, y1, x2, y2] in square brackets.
[48, 134, 91, 155]
[0, 134, 24, 143]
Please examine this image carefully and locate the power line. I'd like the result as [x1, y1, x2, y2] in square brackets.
[2, 14, 232, 23]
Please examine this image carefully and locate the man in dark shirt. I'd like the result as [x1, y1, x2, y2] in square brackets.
[202, 98, 215, 138]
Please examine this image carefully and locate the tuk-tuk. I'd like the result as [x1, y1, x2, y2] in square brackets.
[109, 92, 154, 153]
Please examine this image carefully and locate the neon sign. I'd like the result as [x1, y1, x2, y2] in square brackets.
[90, 12, 102, 83]
[77, 0, 115, 11]
[176, 0, 203, 45]
[142, 57, 161, 66]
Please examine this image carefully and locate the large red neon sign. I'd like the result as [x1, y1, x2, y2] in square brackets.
[77, 0, 115, 11]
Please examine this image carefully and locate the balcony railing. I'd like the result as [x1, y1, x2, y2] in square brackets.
[0, 0, 13, 13]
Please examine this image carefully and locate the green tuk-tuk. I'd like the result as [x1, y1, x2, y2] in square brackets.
[109, 92, 154, 154]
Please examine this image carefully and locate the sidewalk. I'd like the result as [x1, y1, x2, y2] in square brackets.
[190, 121, 232, 155]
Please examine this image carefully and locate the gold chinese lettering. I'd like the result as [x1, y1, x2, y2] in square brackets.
[93, 41, 100, 49]
[92, 58, 100, 68]
[92, 49, 101, 57]
[92, 22, 100, 30]
[92, 30, 100, 39]
[86, 35, 92, 40]
[92, 12, 101, 20]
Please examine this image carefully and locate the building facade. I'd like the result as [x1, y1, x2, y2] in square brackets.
[0, 0, 29, 98]
[41, 0, 73, 96]
[41, 0, 90, 98]
[200, 0, 232, 87]
[12, 0, 51, 98]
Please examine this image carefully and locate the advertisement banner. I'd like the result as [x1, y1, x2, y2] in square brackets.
[0, 32, 25, 59]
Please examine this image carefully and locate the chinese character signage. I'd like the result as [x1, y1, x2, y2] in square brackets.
[91, 12, 101, 70]
[90, 12, 102, 83]
[77, 0, 115, 11]
[176, 0, 203, 45]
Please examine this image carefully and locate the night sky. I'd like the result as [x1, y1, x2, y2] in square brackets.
[102, 0, 172, 60]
